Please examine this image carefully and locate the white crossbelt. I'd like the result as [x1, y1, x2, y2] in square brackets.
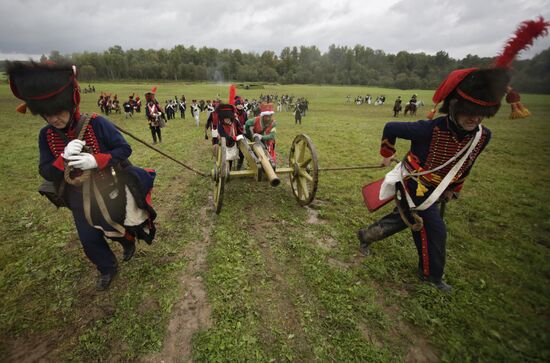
[401, 125, 482, 211]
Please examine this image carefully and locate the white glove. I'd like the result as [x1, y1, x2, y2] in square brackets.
[63, 140, 86, 158]
[236, 134, 244, 141]
[67, 153, 98, 170]
[253, 133, 263, 141]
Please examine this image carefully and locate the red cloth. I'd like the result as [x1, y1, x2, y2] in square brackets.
[229, 84, 236, 105]
[211, 112, 219, 129]
[432, 68, 477, 104]
[362, 178, 393, 212]
[52, 155, 65, 171]
[253, 116, 274, 135]
[93, 153, 112, 170]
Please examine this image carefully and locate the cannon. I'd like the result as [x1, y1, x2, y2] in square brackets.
[109, 125, 388, 215]
[211, 134, 319, 214]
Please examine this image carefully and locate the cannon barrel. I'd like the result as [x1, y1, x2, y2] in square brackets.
[251, 142, 280, 187]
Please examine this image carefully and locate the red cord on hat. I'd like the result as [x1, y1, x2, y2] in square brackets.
[456, 88, 499, 107]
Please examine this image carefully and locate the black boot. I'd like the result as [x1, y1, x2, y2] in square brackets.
[122, 241, 136, 262]
[358, 208, 408, 254]
[418, 272, 453, 292]
[96, 268, 117, 291]
[357, 224, 386, 255]
[358, 229, 372, 255]
[432, 280, 453, 292]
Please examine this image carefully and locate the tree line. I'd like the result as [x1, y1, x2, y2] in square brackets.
[3, 44, 549, 93]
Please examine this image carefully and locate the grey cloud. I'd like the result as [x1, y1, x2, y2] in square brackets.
[0, 0, 548, 60]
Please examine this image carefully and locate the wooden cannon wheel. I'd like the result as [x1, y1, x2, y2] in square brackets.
[212, 137, 229, 214]
[289, 134, 319, 206]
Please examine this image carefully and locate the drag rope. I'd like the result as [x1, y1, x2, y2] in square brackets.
[318, 165, 386, 171]
[113, 123, 209, 178]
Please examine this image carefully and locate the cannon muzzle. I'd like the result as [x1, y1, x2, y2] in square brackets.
[252, 142, 280, 187]
[270, 176, 281, 187]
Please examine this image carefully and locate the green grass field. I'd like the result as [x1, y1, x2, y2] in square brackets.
[0, 81, 549, 362]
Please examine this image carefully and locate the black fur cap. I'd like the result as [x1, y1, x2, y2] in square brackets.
[6, 61, 77, 116]
[439, 68, 510, 118]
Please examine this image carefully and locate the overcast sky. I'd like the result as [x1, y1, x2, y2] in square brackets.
[1, 0, 549, 61]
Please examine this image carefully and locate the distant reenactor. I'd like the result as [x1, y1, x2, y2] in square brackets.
[123, 99, 133, 119]
[393, 96, 402, 117]
[245, 103, 277, 163]
[191, 100, 200, 127]
[179, 97, 186, 119]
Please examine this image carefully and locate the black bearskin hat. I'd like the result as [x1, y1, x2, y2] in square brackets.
[7, 61, 79, 116]
[439, 68, 510, 118]
[216, 103, 235, 120]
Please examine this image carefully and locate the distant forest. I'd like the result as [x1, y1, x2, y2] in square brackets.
[2, 45, 550, 93]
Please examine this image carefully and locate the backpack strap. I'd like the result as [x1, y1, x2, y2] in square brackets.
[63, 114, 92, 185]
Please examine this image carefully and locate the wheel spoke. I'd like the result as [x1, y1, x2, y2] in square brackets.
[299, 177, 309, 200]
[299, 156, 312, 168]
[299, 170, 313, 182]
[298, 141, 307, 163]
[290, 154, 296, 165]
[295, 141, 303, 163]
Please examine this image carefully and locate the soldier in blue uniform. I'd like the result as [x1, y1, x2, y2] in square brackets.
[7, 61, 157, 290]
[359, 68, 510, 292]
[358, 18, 549, 291]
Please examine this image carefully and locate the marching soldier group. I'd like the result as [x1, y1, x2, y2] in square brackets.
[101, 93, 141, 117]
[5, 17, 548, 293]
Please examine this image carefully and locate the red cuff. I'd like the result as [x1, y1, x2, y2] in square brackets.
[453, 183, 464, 192]
[93, 153, 112, 170]
[380, 147, 395, 158]
[52, 155, 65, 171]
[380, 139, 396, 158]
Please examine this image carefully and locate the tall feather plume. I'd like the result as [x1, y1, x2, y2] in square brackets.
[493, 16, 550, 68]
[228, 84, 236, 105]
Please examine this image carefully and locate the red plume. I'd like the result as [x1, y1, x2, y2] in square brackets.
[493, 17, 550, 68]
[151, 86, 157, 93]
[228, 84, 236, 105]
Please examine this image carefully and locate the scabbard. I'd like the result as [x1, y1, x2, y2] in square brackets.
[440, 200, 447, 218]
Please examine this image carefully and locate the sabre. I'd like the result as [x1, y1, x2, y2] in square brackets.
[440, 200, 447, 218]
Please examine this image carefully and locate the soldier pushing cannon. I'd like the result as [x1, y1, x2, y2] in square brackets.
[211, 101, 319, 214]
